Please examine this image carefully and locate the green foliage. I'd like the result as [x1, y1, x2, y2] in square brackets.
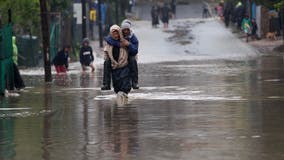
[47, 0, 72, 17]
[274, 1, 284, 9]
[224, 0, 284, 9]
[253, 0, 283, 8]
[0, 0, 40, 35]
[0, 0, 72, 36]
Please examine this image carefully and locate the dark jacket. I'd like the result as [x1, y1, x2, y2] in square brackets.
[104, 36, 121, 47]
[125, 34, 139, 56]
[161, 5, 171, 23]
[105, 33, 139, 56]
[52, 49, 69, 68]
[80, 46, 94, 66]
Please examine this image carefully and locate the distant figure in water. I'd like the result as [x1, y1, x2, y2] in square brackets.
[151, 3, 160, 28]
[52, 45, 71, 74]
[161, 3, 171, 28]
[80, 38, 95, 73]
[202, 2, 210, 18]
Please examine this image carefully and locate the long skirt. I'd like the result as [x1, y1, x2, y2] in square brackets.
[112, 66, 131, 94]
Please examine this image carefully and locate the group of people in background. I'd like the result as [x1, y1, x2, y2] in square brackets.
[151, 0, 176, 28]
[52, 19, 139, 98]
[52, 38, 95, 74]
[216, 1, 258, 42]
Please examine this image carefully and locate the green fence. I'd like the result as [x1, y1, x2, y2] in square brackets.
[17, 35, 40, 67]
[0, 24, 14, 94]
[50, 22, 60, 62]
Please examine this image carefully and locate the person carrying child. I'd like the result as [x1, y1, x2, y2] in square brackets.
[103, 25, 131, 98]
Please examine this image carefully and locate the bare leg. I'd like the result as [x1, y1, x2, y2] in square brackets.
[90, 64, 95, 72]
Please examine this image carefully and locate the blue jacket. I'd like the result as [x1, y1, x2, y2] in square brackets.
[104, 36, 121, 47]
[105, 33, 139, 56]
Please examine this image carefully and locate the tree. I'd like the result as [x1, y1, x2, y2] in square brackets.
[253, 0, 283, 8]
[40, 0, 52, 82]
[0, 0, 40, 35]
[47, 0, 73, 49]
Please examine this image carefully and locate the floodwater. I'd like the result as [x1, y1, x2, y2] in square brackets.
[1, 54, 284, 160]
[2, 3, 284, 160]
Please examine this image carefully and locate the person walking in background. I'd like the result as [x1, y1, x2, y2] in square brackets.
[241, 15, 252, 42]
[128, 0, 134, 13]
[170, 0, 176, 18]
[223, 1, 233, 27]
[80, 38, 95, 73]
[202, 2, 210, 18]
[251, 18, 258, 40]
[161, 3, 171, 28]
[151, 3, 160, 28]
[12, 36, 25, 90]
[216, 2, 223, 18]
[52, 45, 71, 74]
[235, 2, 245, 30]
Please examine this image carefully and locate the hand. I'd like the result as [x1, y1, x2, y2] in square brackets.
[103, 52, 109, 60]
[121, 40, 129, 47]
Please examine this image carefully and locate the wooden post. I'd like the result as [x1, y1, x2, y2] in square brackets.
[82, 0, 87, 39]
[39, 0, 52, 82]
[98, 0, 103, 47]
[282, 8, 284, 45]
[115, 0, 119, 24]
[8, 9, 12, 24]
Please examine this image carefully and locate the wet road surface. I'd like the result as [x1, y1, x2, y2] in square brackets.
[1, 55, 284, 160]
[1, 2, 284, 160]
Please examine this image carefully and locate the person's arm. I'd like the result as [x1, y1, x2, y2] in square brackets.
[65, 62, 69, 70]
[65, 54, 69, 69]
[79, 48, 84, 63]
[105, 36, 121, 48]
[90, 47, 94, 61]
[127, 35, 139, 56]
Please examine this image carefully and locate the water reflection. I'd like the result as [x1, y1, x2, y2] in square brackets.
[42, 84, 52, 160]
[53, 74, 71, 87]
[0, 98, 16, 160]
[1, 55, 284, 159]
[100, 104, 139, 159]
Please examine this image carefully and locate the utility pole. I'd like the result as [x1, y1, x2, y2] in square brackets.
[8, 9, 12, 23]
[115, 0, 119, 24]
[282, 8, 284, 45]
[82, 0, 87, 39]
[39, 0, 52, 82]
[0, 14, 2, 28]
[98, 0, 103, 47]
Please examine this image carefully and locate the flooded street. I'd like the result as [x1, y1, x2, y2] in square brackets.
[1, 2, 284, 160]
[2, 55, 284, 159]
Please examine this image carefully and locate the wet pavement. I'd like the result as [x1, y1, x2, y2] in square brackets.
[1, 2, 284, 160]
[2, 55, 284, 160]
